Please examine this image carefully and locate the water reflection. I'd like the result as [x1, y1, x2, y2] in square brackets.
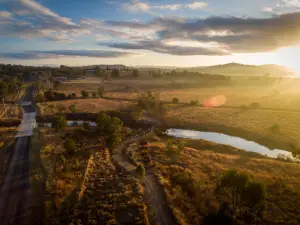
[167, 129, 295, 161]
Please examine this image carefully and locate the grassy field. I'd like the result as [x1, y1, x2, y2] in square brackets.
[164, 104, 300, 152]
[37, 98, 133, 116]
[125, 137, 300, 225]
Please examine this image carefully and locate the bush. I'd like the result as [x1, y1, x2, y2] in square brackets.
[242, 181, 266, 214]
[132, 69, 139, 77]
[35, 92, 45, 102]
[97, 87, 104, 98]
[250, 102, 260, 108]
[111, 69, 120, 78]
[69, 104, 76, 113]
[136, 163, 145, 178]
[269, 124, 280, 133]
[81, 90, 89, 98]
[190, 100, 199, 106]
[64, 139, 76, 154]
[96, 112, 111, 132]
[172, 98, 179, 104]
[82, 121, 90, 130]
[92, 92, 96, 97]
[71, 93, 76, 98]
[53, 116, 67, 130]
[44, 89, 54, 101]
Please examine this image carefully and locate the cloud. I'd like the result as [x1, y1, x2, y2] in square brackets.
[97, 12, 300, 55]
[122, 0, 150, 12]
[0, 50, 139, 60]
[103, 40, 229, 55]
[153, 4, 181, 11]
[122, 0, 208, 12]
[262, 7, 273, 12]
[280, 0, 300, 7]
[185, 2, 208, 9]
[0, 0, 89, 41]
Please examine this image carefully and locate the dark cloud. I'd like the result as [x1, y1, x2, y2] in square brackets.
[100, 12, 300, 55]
[0, 50, 139, 60]
[104, 40, 230, 55]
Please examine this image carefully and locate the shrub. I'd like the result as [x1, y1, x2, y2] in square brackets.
[71, 93, 76, 98]
[97, 87, 104, 98]
[190, 100, 199, 106]
[92, 92, 96, 97]
[269, 124, 280, 133]
[81, 90, 89, 98]
[172, 98, 179, 104]
[132, 69, 139, 77]
[250, 102, 260, 108]
[64, 139, 76, 154]
[44, 89, 54, 101]
[69, 104, 77, 113]
[242, 181, 266, 214]
[82, 121, 90, 130]
[35, 92, 45, 102]
[136, 163, 145, 178]
[111, 69, 120, 78]
[53, 116, 67, 130]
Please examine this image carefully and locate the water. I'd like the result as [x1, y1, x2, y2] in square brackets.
[38, 121, 97, 128]
[167, 129, 296, 161]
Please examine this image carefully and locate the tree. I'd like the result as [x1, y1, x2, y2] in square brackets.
[172, 98, 179, 104]
[217, 169, 249, 213]
[132, 69, 139, 77]
[96, 112, 111, 132]
[53, 80, 61, 91]
[64, 139, 76, 154]
[53, 116, 67, 130]
[44, 89, 54, 101]
[111, 69, 120, 78]
[136, 163, 146, 178]
[190, 100, 199, 106]
[97, 86, 104, 98]
[71, 93, 76, 98]
[0, 81, 8, 99]
[81, 90, 89, 98]
[92, 92, 96, 97]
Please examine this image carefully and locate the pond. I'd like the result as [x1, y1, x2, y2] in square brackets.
[167, 129, 296, 161]
[38, 120, 97, 128]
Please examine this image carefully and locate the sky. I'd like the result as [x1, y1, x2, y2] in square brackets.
[0, 0, 300, 70]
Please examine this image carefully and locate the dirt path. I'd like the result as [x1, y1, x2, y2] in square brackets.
[112, 134, 178, 225]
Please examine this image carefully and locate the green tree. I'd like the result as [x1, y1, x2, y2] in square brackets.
[132, 69, 139, 77]
[81, 90, 89, 98]
[53, 116, 67, 130]
[111, 69, 120, 78]
[0, 81, 8, 99]
[217, 169, 249, 213]
[64, 139, 76, 154]
[96, 112, 111, 132]
[136, 163, 146, 178]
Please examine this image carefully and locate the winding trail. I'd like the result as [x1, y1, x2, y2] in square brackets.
[112, 130, 178, 225]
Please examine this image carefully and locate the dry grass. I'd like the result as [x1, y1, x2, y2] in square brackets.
[37, 98, 133, 116]
[131, 139, 300, 225]
[72, 150, 149, 225]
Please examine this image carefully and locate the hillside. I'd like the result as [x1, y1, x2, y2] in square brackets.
[190, 63, 295, 76]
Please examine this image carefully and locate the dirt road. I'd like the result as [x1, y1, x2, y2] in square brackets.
[113, 132, 178, 225]
[0, 87, 35, 225]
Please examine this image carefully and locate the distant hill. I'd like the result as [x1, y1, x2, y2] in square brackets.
[189, 63, 295, 77]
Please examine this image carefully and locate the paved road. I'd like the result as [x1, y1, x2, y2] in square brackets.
[0, 86, 36, 225]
